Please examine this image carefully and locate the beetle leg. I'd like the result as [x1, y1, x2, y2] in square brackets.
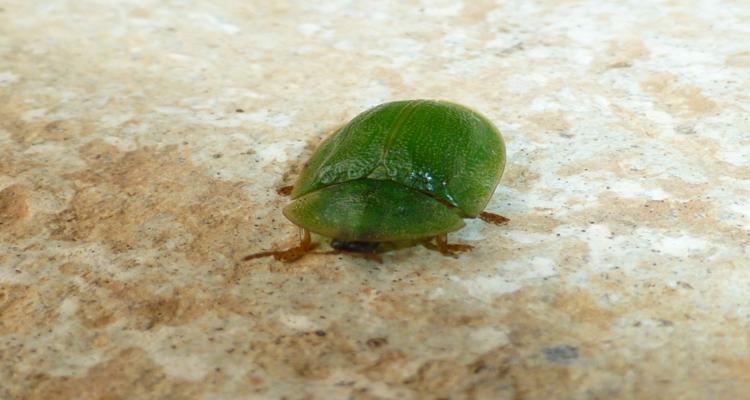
[242, 229, 317, 262]
[276, 185, 294, 196]
[426, 234, 474, 256]
[479, 211, 509, 225]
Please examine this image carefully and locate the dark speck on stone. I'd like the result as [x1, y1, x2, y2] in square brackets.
[543, 345, 578, 363]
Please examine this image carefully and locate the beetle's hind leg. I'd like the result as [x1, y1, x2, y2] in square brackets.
[479, 211, 509, 225]
[424, 234, 474, 256]
[243, 229, 316, 263]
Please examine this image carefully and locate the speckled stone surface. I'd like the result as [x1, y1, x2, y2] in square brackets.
[1, 1, 749, 399]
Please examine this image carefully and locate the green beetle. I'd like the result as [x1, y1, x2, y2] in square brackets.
[246, 99, 508, 262]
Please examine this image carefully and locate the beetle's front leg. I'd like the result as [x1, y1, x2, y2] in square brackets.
[424, 234, 474, 256]
[243, 229, 316, 262]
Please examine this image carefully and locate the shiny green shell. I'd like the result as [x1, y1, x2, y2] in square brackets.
[284, 100, 506, 242]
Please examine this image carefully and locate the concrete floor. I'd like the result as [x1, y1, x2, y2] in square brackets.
[1, 1, 749, 398]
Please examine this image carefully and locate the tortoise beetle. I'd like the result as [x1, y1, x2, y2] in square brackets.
[245, 99, 508, 262]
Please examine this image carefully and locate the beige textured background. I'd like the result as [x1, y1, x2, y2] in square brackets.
[1, 0, 749, 399]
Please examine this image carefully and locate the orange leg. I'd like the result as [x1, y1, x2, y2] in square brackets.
[424, 234, 474, 256]
[243, 229, 316, 262]
[276, 185, 294, 196]
[479, 211, 509, 225]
